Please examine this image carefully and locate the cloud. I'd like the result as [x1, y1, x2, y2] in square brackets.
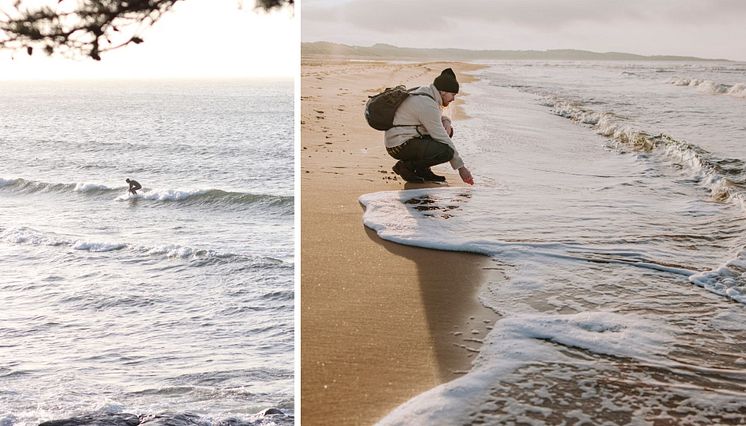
[302, 0, 746, 60]
[306, 0, 746, 30]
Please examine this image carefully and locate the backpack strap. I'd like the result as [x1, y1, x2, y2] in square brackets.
[391, 87, 437, 130]
[407, 86, 436, 102]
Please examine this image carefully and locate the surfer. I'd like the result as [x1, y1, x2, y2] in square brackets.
[126, 178, 142, 195]
[385, 68, 474, 185]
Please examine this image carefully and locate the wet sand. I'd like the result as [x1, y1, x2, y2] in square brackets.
[300, 59, 498, 425]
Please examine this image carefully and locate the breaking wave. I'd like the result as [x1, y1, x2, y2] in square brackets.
[544, 97, 746, 212]
[0, 226, 289, 267]
[115, 188, 292, 210]
[0, 177, 292, 210]
[669, 77, 746, 98]
[540, 96, 746, 303]
[0, 177, 117, 194]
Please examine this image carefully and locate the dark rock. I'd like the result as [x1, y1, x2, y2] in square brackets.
[40, 413, 140, 426]
[138, 412, 208, 426]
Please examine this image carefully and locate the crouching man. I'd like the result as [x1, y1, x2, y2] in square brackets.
[385, 68, 473, 185]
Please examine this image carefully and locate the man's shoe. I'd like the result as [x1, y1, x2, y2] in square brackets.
[393, 161, 425, 183]
[415, 167, 447, 182]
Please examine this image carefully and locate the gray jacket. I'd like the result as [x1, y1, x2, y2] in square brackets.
[384, 84, 464, 170]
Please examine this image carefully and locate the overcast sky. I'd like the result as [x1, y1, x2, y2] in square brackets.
[1, 0, 296, 80]
[302, 0, 746, 61]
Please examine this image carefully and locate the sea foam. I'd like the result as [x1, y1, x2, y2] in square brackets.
[378, 312, 672, 425]
[0, 226, 253, 263]
[689, 250, 746, 303]
[73, 182, 113, 193]
[670, 77, 746, 98]
[72, 241, 127, 252]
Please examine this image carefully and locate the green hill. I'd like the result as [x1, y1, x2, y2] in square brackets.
[302, 42, 727, 62]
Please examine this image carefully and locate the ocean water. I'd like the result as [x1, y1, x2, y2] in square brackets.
[361, 61, 746, 424]
[0, 80, 294, 425]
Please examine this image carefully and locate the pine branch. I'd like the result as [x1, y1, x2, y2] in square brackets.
[0, 0, 293, 60]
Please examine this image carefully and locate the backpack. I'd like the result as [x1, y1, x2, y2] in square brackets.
[364, 86, 435, 131]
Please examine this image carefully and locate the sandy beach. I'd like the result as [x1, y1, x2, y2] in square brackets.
[301, 59, 497, 424]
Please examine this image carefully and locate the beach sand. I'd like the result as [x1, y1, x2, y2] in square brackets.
[301, 59, 498, 425]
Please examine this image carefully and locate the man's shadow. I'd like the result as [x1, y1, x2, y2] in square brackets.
[362, 215, 499, 381]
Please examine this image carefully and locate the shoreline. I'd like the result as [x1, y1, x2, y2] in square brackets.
[301, 59, 497, 424]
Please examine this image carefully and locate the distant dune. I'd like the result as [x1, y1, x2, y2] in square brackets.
[302, 42, 728, 62]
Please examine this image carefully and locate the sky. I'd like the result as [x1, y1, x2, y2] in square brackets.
[302, 0, 746, 61]
[0, 0, 297, 80]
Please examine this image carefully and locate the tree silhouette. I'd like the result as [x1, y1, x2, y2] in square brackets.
[0, 0, 293, 60]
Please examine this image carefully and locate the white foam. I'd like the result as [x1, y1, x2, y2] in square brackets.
[73, 182, 112, 192]
[72, 241, 126, 252]
[146, 244, 210, 259]
[670, 77, 746, 98]
[379, 312, 672, 425]
[0, 226, 234, 262]
[359, 188, 486, 254]
[728, 83, 746, 98]
[115, 189, 208, 202]
[0, 227, 62, 246]
[97, 402, 125, 414]
[548, 98, 654, 153]
[1, 228, 128, 254]
[689, 254, 746, 304]
[491, 311, 673, 359]
[115, 192, 137, 201]
[140, 189, 206, 201]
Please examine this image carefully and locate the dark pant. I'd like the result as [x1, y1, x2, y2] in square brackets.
[386, 136, 454, 172]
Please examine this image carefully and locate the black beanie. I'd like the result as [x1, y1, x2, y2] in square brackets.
[433, 68, 459, 94]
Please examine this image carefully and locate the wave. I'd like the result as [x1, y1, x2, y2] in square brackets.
[360, 186, 743, 304]
[115, 188, 293, 210]
[0, 177, 292, 210]
[0, 226, 289, 268]
[669, 77, 746, 98]
[71, 241, 128, 252]
[378, 311, 675, 425]
[544, 97, 746, 212]
[534, 95, 746, 303]
[360, 189, 702, 273]
[689, 248, 746, 303]
[0, 177, 118, 195]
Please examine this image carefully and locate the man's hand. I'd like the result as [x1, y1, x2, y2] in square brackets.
[458, 166, 474, 185]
